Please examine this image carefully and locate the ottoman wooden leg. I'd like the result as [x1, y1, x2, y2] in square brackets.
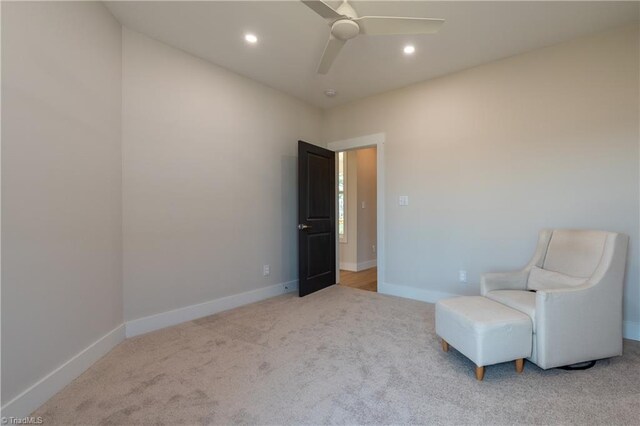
[515, 358, 524, 373]
[441, 339, 450, 352]
[475, 366, 485, 381]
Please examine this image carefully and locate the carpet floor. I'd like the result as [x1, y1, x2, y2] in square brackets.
[33, 286, 640, 425]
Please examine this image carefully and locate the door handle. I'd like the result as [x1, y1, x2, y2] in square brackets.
[298, 224, 312, 230]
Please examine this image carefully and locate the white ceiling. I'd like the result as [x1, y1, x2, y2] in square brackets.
[105, 1, 639, 108]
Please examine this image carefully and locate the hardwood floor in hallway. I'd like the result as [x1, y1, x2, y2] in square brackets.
[339, 267, 377, 292]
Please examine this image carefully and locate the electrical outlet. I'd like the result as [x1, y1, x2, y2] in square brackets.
[263, 264, 270, 276]
[459, 270, 467, 283]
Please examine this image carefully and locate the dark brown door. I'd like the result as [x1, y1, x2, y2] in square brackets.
[298, 141, 336, 297]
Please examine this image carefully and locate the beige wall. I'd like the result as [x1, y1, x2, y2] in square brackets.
[339, 151, 358, 268]
[356, 148, 377, 265]
[2, 9, 639, 415]
[324, 25, 640, 327]
[122, 29, 322, 321]
[1, 1, 123, 405]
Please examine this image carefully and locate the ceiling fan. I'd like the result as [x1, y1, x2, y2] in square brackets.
[301, 0, 445, 74]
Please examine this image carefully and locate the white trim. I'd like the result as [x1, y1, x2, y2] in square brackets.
[624, 320, 640, 341]
[328, 133, 385, 291]
[379, 283, 640, 342]
[1, 324, 125, 419]
[340, 262, 358, 272]
[339, 260, 377, 272]
[338, 151, 348, 244]
[125, 280, 297, 338]
[328, 133, 385, 152]
[378, 282, 459, 304]
[357, 259, 377, 271]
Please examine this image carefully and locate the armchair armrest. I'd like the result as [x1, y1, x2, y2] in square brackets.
[480, 230, 552, 296]
[534, 283, 622, 369]
[480, 271, 528, 296]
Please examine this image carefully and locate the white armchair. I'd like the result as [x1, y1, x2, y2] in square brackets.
[480, 229, 629, 369]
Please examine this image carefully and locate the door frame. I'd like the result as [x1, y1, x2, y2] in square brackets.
[328, 133, 385, 290]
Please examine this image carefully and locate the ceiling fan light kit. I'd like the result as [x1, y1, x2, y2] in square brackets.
[331, 20, 360, 41]
[301, 0, 444, 74]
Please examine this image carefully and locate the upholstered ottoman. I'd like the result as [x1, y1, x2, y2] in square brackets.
[435, 296, 532, 380]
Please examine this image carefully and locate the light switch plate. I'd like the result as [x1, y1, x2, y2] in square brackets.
[399, 195, 409, 206]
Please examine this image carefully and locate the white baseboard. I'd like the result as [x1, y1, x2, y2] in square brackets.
[339, 262, 358, 271]
[4, 282, 634, 420]
[378, 282, 458, 303]
[624, 320, 640, 341]
[339, 260, 376, 272]
[357, 259, 377, 271]
[125, 280, 298, 338]
[380, 282, 640, 342]
[1, 324, 125, 419]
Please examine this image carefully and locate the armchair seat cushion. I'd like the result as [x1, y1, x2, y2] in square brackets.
[527, 266, 586, 292]
[485, 290, 537, 332]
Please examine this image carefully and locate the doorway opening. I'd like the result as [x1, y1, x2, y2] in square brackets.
[336, 147, 377, 292]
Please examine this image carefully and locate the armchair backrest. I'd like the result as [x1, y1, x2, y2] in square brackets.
[525, 229, 626, 292]
[542, 229, 609, 278]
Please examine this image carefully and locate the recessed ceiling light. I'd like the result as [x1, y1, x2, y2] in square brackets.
[403, 45, 415, 55]
[244, 33, 258, 44]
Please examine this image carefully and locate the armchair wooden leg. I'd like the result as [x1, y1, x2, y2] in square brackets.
[441, 339, 449, 352]
[475, 366, 485, 381]
[515, 358, 524, 373]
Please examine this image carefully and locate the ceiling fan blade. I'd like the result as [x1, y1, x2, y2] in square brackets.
[301, 1, 343, 20]
[317, 35, 346, 74]
[355, 16, 445, 35]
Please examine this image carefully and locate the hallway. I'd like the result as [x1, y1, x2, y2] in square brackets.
[339, 267, 377, 292]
